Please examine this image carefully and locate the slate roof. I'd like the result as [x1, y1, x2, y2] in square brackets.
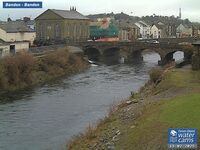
[50, 9, 89, 20]
[90, 21, 102, 27]
[25, 20, 35, 26]
[183, 24, 193, 28]
[137, 21, 148, 27]
[153, 23, 166, 30]
[0, 21, 35, 33]
[112, 20, 139, 29]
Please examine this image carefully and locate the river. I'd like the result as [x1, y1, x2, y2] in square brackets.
[0, 51, 183, 150]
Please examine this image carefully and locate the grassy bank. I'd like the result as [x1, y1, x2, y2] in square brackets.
[67, 67, 200, 150]
[0, 48, 88, 94]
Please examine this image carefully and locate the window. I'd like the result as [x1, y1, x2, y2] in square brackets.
[47, 25, 52, 30]
[74, 24, 77, 38]
[55, 24, 60, 38]
[40, 24, 43, 38]
[66, 24, 69, 35]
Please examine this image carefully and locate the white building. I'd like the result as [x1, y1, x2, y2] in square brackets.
[0, 43, 10, 58]
[0, 21, 36, 46]
[151, 24, 167, 39]
[0, 41, 30, 58]
[176, 24, 193, 38]
[135, 21, 151, 39]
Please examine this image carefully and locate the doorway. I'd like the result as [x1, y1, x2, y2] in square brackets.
[10, 45, 15, 55]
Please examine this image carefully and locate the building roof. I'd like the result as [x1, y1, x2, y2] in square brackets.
[153, 23, 166, 30]
[90, 20, 111, 29]
[90, 21, 102, 27]
[178, 23, 192, 29]
[25, 20, 35, 26]
[112, 20, 139, 30]
[0, 21, 35, 33]
[50, 9, 89, 20]
[137, 21, 148, 27]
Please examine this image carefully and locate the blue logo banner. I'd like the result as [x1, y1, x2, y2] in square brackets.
[3, 1, 42, 8]
[168, 128, 198, 149]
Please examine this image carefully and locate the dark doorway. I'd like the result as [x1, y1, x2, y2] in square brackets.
[10, 45, 15, 55]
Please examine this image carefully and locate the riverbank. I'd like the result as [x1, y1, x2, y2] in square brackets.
[0, 48, 89, 98]
[67, 65, 200, 150]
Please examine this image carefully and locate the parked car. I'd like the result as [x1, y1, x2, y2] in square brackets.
[148, 40, 159, 44]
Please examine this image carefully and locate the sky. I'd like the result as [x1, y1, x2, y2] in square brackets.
[0, 0, 200, 22]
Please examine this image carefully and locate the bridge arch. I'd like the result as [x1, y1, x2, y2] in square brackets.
[103, 47, 120, 56]
[84, 46, 101, 61]
[135, 48, 191, 66]
[141, 49, 161, 64]
[80, 41, 194, 65]
[127, 48, 163, 64]
[143, 48, 193, 66]
[102, 47, 121, 65]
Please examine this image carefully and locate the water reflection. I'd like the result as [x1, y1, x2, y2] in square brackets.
[0, 88, 36, 104]
[173, 51, 184, 61]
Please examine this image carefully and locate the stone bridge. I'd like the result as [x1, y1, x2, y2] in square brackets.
[77, 39, 196, 65]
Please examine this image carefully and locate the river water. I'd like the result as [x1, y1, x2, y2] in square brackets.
[0, 52, 183, 150]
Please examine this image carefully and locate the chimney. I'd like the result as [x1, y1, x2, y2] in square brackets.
[179, 8, 182, 19]
[23, 17, 30, 22]
[70, 6, 76, 11]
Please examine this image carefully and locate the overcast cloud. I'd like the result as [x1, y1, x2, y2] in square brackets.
[0, 0, 199, 22]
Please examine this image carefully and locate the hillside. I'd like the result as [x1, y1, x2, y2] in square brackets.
[87, 12, 194, 26]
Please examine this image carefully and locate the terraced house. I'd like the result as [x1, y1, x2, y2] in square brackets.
[0, 21, 36, 45]
[0, 21, 35, 57]
[35, 8, 90, 43]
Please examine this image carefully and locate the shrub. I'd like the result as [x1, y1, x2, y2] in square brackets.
[2, 53, 35, 87]
[149, 68, 163, 84]
[0, 48, 87, 91]
[84, 124, 97, 140]
[17, 53, 35, 84]
[0, 62, 7, 88]
[39, 48, 70, 71]
[3, 56, 20, 86]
